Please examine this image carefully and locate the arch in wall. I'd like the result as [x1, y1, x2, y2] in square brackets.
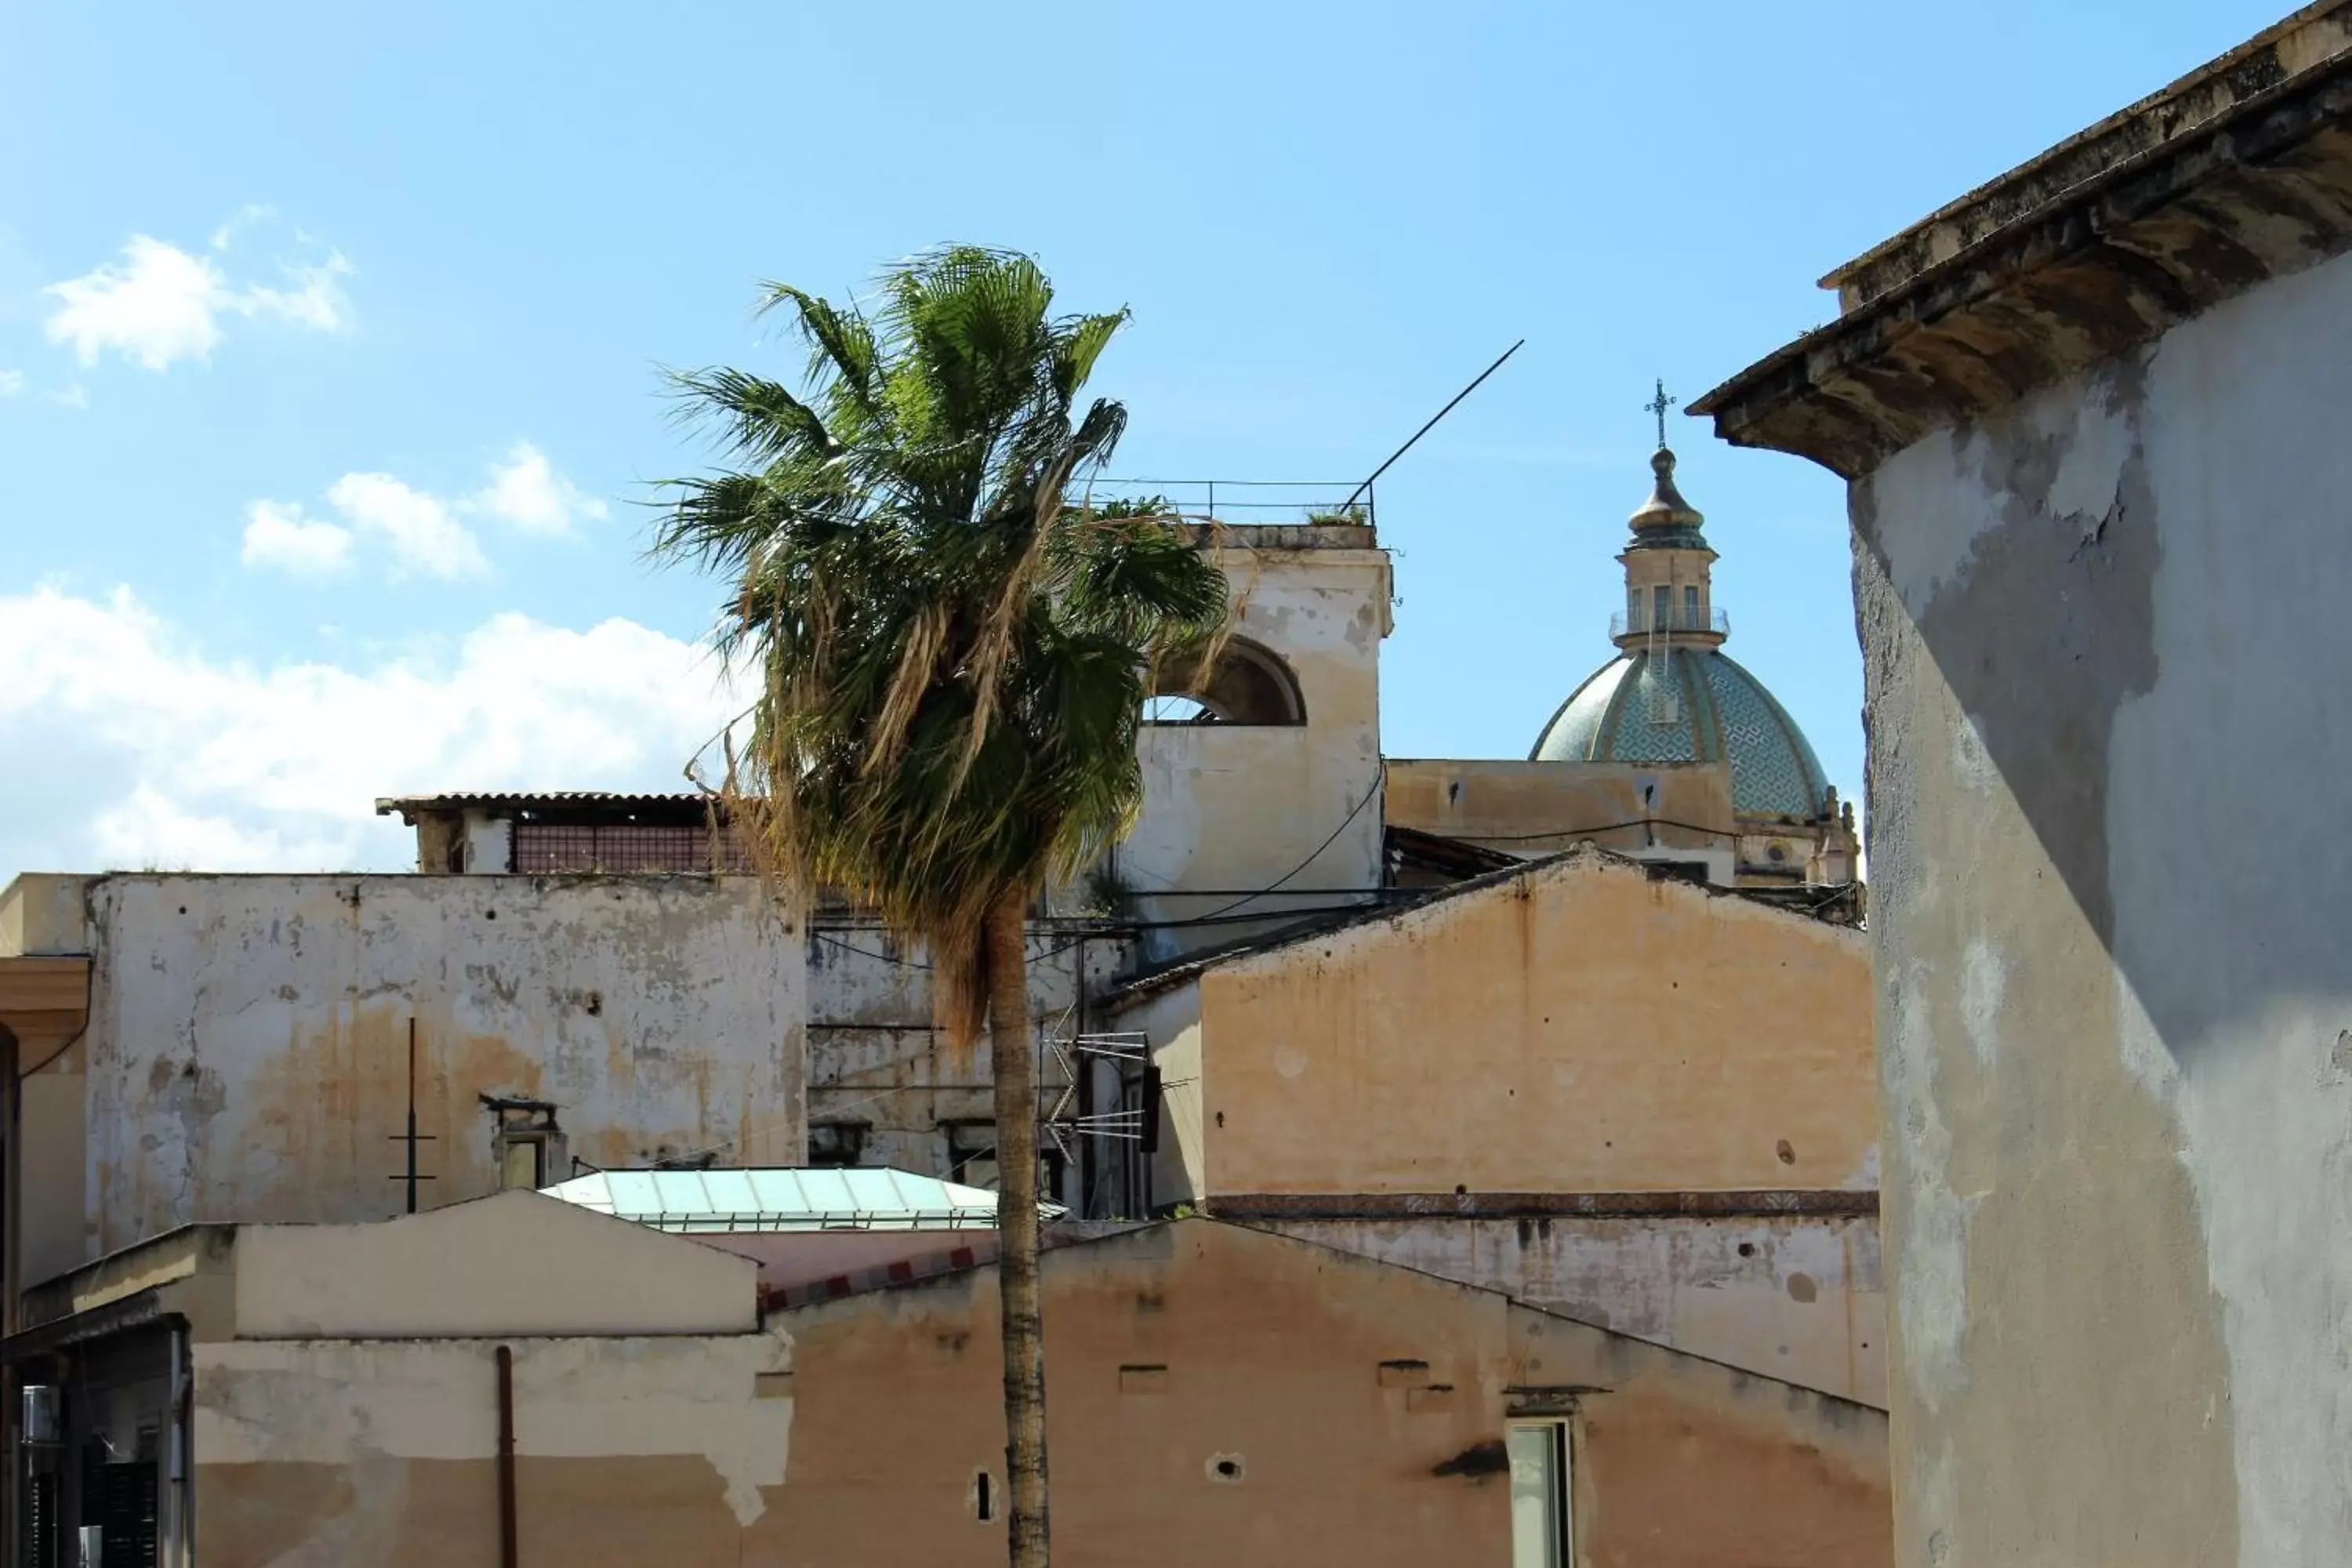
[1143, 637, 1308, 727]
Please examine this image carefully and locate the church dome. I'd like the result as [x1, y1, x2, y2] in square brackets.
[1529, 647, 1832, 819]
[1529, 421, 1833, 822]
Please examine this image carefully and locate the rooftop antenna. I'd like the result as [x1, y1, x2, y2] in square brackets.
[1339, 339, 1526, 514]
[387, 1017, 437, 1214]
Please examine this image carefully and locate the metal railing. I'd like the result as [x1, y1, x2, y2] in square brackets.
[1611, 606, 1731, 638]
[1076, 477, 1377, 531]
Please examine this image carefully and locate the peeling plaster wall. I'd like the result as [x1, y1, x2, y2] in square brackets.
[805, 924, 1130, 1203]
[767, 1219, 1889, 1566]
[1119, 544, 1391, 961]
[1271, 1214, 1886, 1406]
[193, 1329, 795, 1565]
[64, 874, 803, 1269]
[1853, 245, 2352, 1565]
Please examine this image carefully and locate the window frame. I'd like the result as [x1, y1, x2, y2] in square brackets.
[1506, 1417, 1573, 1568]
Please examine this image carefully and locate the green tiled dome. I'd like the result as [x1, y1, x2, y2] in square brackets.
[1529, 647, 1831, 819]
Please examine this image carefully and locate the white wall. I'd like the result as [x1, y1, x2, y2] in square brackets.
[61, 873, 804, 1269]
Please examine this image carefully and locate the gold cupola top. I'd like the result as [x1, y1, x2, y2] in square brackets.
[1625, 445, 1710, 550]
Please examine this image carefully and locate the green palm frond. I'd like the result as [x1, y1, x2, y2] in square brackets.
[652, 246, 1229, 1046]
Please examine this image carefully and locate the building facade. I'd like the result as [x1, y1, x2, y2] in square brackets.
[1693, 6, 2352, 1563]
[1105, 847, 1884, 1405]
[768, 1218, 1892, 1568]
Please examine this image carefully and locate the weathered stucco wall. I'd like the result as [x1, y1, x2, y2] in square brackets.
[194, 1328, 796, 1564]
[768, 1218, 1889, 1566]
[1852, 244, 2352, 1566]
[1150, 851, 1873, 1196]
[1118, 541, 1391, 960]
[1272, 1214, 1885, 1406]
[58, 873, 803, 1271]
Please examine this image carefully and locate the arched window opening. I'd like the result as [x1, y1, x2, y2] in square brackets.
[1142, 637, 1307, 727]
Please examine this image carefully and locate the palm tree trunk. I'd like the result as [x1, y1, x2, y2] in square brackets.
[985, 891, 1051, 1567]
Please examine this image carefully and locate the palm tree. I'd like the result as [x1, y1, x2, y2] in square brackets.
[652, 246, 1229, 1568]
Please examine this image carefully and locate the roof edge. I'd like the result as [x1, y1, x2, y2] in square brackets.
[1692, 18, 2352, 477]
[1824, 2, 2352, 306]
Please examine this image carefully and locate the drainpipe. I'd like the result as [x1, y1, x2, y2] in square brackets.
[495, 1345, 517, 1568]
[163, 1322, 190, 1568]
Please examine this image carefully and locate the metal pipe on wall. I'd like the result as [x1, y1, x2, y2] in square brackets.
[495, 1345, 517, 1568]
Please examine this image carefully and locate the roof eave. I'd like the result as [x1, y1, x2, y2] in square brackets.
[1692, 27, 2352, 479]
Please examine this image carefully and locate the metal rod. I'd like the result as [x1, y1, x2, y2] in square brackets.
[405, 1019, 419, 1214]
[1341, 339, 1526, 510]
[495, 1345, 519, 1568]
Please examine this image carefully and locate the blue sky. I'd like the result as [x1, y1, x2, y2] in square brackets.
[0, 0, 2288, 880]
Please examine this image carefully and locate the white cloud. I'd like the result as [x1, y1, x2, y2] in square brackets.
[241, 445, 600, 582]
[0, 586, 745, 878]
[42, 227, 353, 372]
[209, 203, 276, 252]
[326, 473, 488, 579]
[471, 442, 609, 537]
[0, 368, 23, 397]
[240, 499, 354, 577]
[241, 253, 354, 333]
[45, 238, 228, 370]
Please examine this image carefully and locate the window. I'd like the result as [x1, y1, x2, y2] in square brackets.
[945, 1122, 1000, 1190]
[1142, 637, 1306, 727]
[942, 1121, 1064, 1200]
[807, 1122, 867, 1167]
[485, 1097, 564, 1191]
[500, 1138, 545, 1191]
[1651, 585, 1669, 629]
[1683, 584, 1700, 627]
[1508, 1421, 1570, 1568]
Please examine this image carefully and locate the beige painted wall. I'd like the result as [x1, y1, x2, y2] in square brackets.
[1142, 848, 1874, 1197]
[43, 873, 804, 1275]
[1385, 758, 1737, 871]
[1117, 536, 1392, 960]
[768, 1218, 1889, 1566]
[18, 1069, 83, 1290]
[231, 1191, 759, 1340]
[0, 873, 90, 957]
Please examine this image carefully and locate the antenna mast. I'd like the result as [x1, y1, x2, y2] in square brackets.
[1340, 339, 1526, 513]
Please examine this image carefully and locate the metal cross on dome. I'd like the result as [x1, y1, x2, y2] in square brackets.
[1645, 379, 1678, 448]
